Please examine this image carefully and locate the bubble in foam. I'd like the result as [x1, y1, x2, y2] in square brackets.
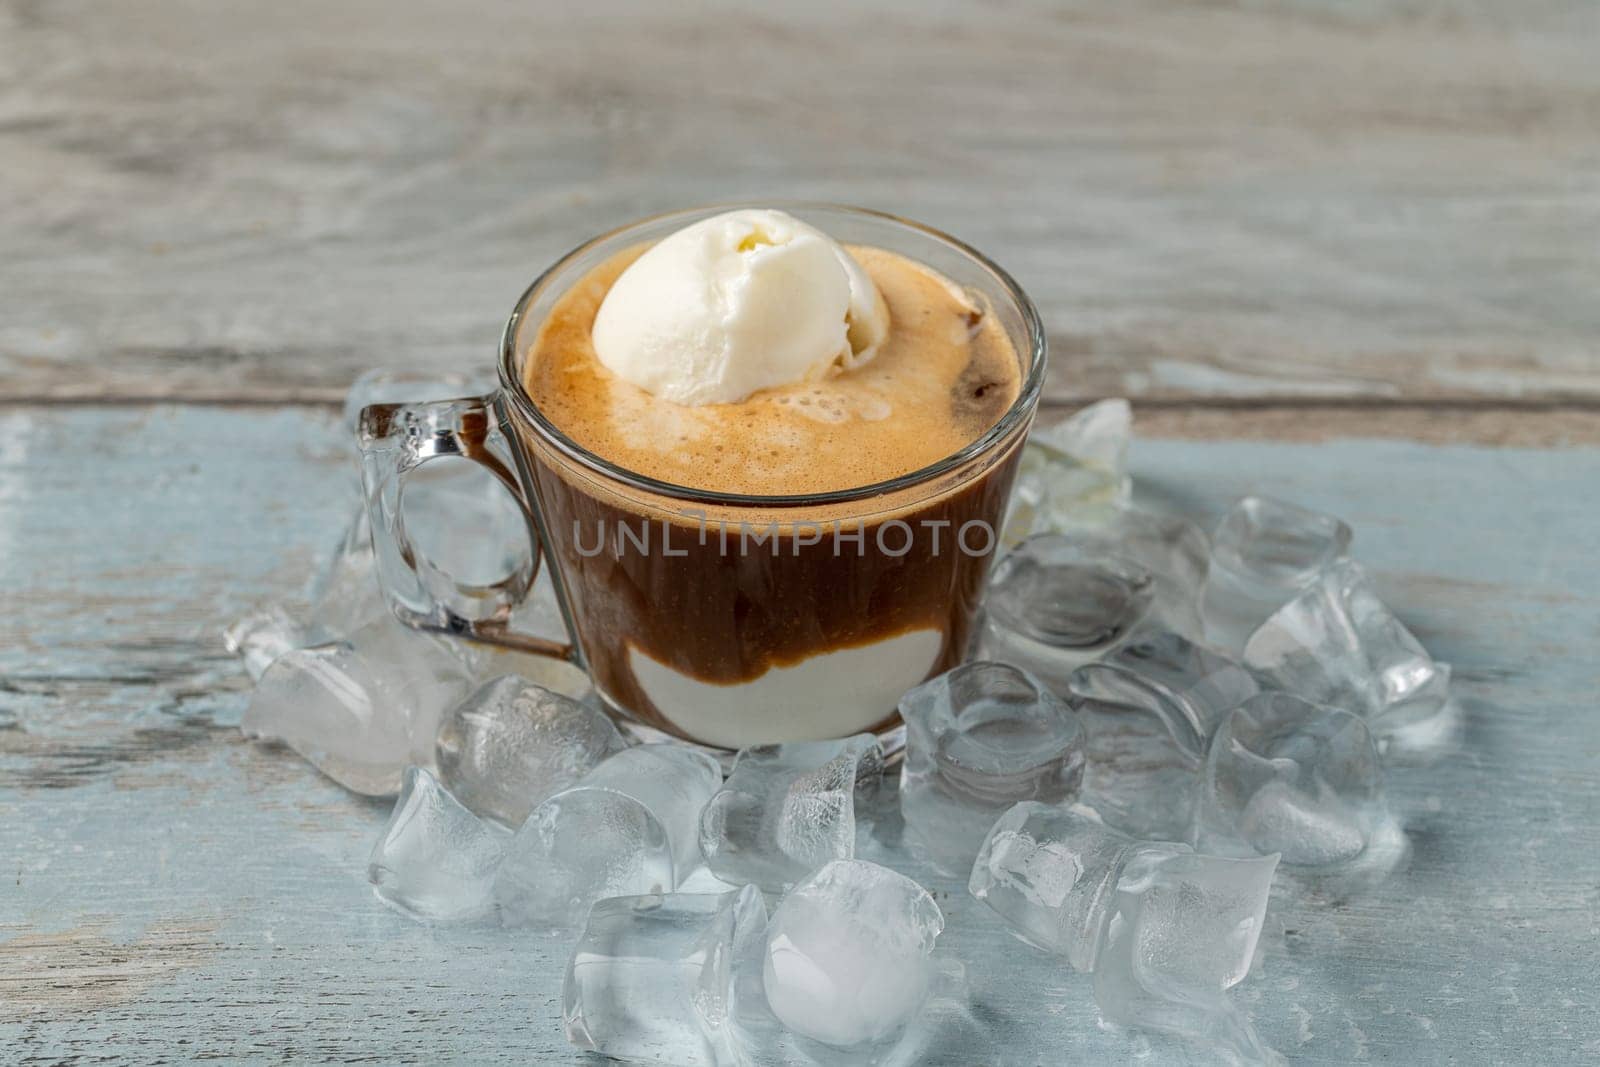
[786, 389, 850, 425]
[766, 385, 890, 427]
[851, 395, 891, 422]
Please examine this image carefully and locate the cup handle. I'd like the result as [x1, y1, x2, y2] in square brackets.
[356, 392, 573, 659]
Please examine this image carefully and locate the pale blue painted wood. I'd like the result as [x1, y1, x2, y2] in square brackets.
[3, 406, 1599, 1063]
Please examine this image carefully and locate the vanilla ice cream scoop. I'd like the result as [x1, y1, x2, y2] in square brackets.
[590, 209, 889, 406]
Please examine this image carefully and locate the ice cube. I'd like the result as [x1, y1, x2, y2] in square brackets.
[1003, 399, 1132, 543]
[223, 604, 309, 681]
[1196, 692, 1385, 866]
[762, 860, 944, 1048]
[698, 734, 883, 893]
[1113, 848, 1277, 994]
[435, 675, 627, 828]
[356, 616, 479, 753]
[497, 789, 673, 929]
[978, 538, 1155, 668]
[563, 886, 767, 1066]
[1201, 495, 1353, 651]
[1054, 632, 1257, 839]
[580, 744, 724, 876]
[1092, 848, 1280, 1062]
[242, 643, 406, 793]
[304, 506, 389, 641]
[224, 508, 392, 680]
[1065, 671, 1203, 842]
[367, 766, 509, 922]
[241, 617, 475, 795]
[899, 662, 1086, 874]
[493, 744, 723, 929]
[1089, 630, 1265, 750]
[977, 510, 1209, 681]
[1243, 559, 1450, 730]
[969, 801, 1186, 971]
[1039, 398, 1131, 475]
[971, 803, 1280, 1060]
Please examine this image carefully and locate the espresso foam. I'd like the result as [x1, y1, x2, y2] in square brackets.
[523, 244, 1023, 496]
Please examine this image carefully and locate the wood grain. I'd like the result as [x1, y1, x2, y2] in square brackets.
[2, 0, 1597, 405]
[3, 405, 1597, 1063]
[5, 2, 1599, 1061]
[1109, 400, 1600, 447]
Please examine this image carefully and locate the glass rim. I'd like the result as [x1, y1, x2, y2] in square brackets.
[497, 200, 1047, 509]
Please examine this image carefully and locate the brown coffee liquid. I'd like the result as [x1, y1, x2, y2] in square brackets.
[524, 244, 1023, 495]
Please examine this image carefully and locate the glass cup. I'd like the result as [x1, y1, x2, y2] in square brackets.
[358, 203, 1047, 752]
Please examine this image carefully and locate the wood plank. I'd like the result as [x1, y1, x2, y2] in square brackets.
[3, 404, 1598, 1062]
[2, 1, 1597, 404]
[1111, 400, 1600, 448]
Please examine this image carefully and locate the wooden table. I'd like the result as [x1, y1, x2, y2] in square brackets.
[3, 2, 1597, 1062]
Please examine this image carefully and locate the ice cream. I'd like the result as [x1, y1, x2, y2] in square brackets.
[590, 209, 889, 406]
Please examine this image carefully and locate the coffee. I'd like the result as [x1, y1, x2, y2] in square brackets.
[525, 245, 1021, 496]
[509, 226, 1031, 748]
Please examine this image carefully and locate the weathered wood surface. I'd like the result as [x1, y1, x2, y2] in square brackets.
[3, 0, 1598, 406]
[5, 0, 1600, 1060]
[3, 406, 1598, 1064]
